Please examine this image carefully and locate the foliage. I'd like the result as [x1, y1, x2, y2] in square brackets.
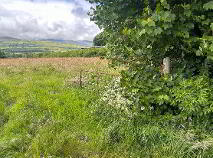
[0, 47, 107, 58]
[1, 58, 213, 157]
[33, 47, 107, 58]
[93, 78, 213, 157]
[88, 0, 213, 125]
[0, 50, 6, 58]
[93, 31, 108, 46]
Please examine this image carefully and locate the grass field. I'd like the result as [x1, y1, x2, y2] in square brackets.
[0, 57, 114, 158]
[1, 57, 213, 158]
[0, 40, 82, 54]
[0, 57, 107, 70]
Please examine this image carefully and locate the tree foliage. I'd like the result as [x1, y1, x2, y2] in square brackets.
[0, 50, 6, 58]
[93, 31, 108, 46]
[88, 0, 213, 127]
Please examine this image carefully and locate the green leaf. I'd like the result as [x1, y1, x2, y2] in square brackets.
[122, 28, 131, 35]
[210, 44, 213, 52]
[139, 29, 146, 36]
[202, 19, 211, 25]
[186, 23, 194, 29]
[204, 1, 213, 10]
[184, 9, 192, 17]
[154, 27, 163, 35]
[161, 11, 176, 22]
[160, 0, 170, 9]
[140, 20, 148, 27]
[147, 18, 156, 27]
[162, 24, 170, 30]
[211, 23, 213, 30]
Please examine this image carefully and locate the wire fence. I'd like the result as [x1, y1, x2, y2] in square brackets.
[69, 69, 119, 88]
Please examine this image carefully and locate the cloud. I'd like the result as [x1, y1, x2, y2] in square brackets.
[0, 0, 100, 41]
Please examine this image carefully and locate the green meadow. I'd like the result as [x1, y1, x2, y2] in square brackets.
[0, 39, 212, 158]
[0, 58, 112, 158]
[0, 57, 213, 158]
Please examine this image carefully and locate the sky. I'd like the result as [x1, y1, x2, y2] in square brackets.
[0, 0, 100, 41]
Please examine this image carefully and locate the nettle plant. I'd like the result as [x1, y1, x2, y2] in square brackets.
[88, 0, 213, 125]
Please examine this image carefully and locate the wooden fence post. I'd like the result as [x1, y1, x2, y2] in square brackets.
[163, 57, 170, 75]
[79, 70, 83, 88]
[97, 72, 100, 86]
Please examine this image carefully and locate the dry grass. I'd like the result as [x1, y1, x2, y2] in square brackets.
[0, 57, 109, 73]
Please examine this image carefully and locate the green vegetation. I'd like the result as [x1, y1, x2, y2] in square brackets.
[0, 39, 107, 58]
[0, 40, 86, 58]
[1, 61, 213, 158]
[0, 59, 112, 158]
[0, 50, 6, 58]
[30, 48, 107, 58]
[1, 0, 213, 157]
[88, 0, 213, 126]
[90, 0, 213, 157]
[93, 31, 108, 46]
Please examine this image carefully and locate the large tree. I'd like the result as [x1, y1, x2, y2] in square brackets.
[88, 0, 213, 126]
[88, 0, 213, 63]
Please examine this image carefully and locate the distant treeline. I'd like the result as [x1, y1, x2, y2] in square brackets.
[0, 47, 107, 58]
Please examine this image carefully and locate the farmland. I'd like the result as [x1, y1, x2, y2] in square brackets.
[0, 57, 114, 158]
[0, 40, 82, 53]
[1, 57, 213, 158]
[1, 0, 213, 157]
[0, 39, 100, 58]
[0, 39, 212, 158]
[0, 34, 212, 158]
[0, 40, 106, 58]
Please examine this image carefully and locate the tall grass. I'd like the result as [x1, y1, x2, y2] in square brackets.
[0, 61, 110, 158]
[0, 59, 213, 158]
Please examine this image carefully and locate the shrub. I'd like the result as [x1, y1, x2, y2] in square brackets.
[93, 77, 213, 157]
[0, 51, 6, 58]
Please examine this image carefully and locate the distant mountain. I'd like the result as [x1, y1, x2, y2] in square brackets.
[0, 36, 20, 41]
[43, 39, 93, 47]
[77, 40, 93, 47]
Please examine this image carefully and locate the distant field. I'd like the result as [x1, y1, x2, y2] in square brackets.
[0, 40, 86, 56]
[0, 57, 108, 72]
[0, 40, 106, 58]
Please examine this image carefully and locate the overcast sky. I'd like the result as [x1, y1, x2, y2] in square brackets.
[0, 0, 100, 41]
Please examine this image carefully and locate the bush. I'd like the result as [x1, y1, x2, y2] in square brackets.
[93, 77, 213, 157]
[0, 51, 6, 58]
[30, 47, 107, 58]
[171, 76, 213, 122]
[93, 31, 108, 46]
